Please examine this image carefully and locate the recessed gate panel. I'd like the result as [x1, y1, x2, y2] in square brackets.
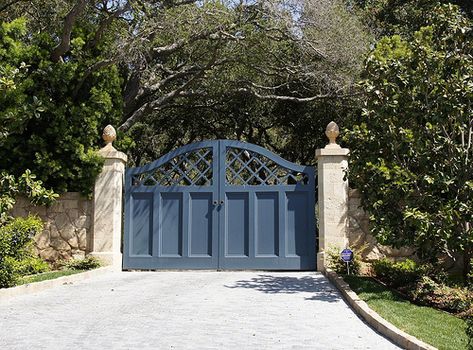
[124, 140, 316, 270]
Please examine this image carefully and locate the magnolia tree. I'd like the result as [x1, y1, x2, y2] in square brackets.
[346, 5, 473, 278]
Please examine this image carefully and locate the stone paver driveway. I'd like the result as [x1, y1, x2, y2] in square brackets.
[0, 271, 399, 349]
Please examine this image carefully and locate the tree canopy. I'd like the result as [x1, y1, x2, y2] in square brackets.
[0, 0, 370, 193]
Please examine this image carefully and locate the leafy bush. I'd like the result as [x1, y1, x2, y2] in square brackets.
[63, 256, 101, 271]
[11, 256, 50, 276]
[0, 170, 57, 223]
[0, 216, 43, 288]
[411, 276, 473, 314]
[0, 257, 17, 288]
[326, 247, 361, 275]
[372, 258, 427, 288]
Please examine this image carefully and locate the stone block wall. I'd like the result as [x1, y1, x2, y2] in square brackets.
[11, 193, 92, 262]
[347, 189, 415, 261]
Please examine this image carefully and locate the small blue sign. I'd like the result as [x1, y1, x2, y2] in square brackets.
[340, 249, 353, 262]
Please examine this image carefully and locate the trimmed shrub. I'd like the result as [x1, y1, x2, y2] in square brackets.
[372, 258, 426, 288]
[64, 256, 101, 270]
[326, 246, 361, 275]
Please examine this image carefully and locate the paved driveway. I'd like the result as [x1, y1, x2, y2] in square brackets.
[0, 271, 399, 349]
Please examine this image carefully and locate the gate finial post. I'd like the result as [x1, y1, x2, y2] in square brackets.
[315, 121, 349, 271]
[90, 125, 127, 270]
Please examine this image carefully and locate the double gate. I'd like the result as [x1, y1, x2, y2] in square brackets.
[123, 140, 316, 270]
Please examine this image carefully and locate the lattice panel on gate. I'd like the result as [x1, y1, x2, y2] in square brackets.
[132, 147, 213, 186]
[226, 147, 309, 186]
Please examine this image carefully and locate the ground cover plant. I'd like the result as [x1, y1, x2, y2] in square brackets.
[17, 269, 84, 285]
[344, 275, 468, 350]
[17, 256, 102, 286]
[328, 245, 472, 348]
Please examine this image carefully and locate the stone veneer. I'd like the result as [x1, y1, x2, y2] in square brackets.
[347, 188, 415, 261]
[11, 193, 92, 262]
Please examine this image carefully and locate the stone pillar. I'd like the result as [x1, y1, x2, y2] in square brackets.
[90, 125, 127, 270]
[315, 121, 349, 271]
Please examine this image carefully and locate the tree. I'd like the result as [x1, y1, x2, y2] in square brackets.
[351, 0, 473, 37]
[345, 4, 473, 277]
[0, 16, 123, 195]
[122, 0, 370, 166]
[1, 0, 371, 185]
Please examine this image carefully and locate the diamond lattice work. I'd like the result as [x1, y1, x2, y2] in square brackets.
[132, 148, 213, 186]
[226, 147, 308, 186]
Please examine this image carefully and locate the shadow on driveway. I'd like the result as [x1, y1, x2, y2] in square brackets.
[225, 274, 341, 302]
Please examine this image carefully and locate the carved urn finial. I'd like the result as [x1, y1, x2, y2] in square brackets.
[102, 125, 116, 145]
[325, 121, 340, 145]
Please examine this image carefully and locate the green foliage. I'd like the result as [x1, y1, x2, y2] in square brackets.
[344, 275, 469, 350]
[18, 269, 84, 285]
[345, 5, 473, 269]
[371, 257, 473, 315]
[0, 18, 121, 195]
[352, 0, 472, 37]
[10, 255, 50, 276]
[63, 256, 101, 271]
[411, 276, 473, 314]
[117, 0, 369, 168]
[0, 216, 43, 288]
[466, 315, 473, 350]
[0, 170, 57, 223]
[326, 246, 361, 275]
[372, 258, 426, 288]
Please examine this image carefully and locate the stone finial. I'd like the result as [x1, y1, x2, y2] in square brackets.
[325, 121, 340, 146]
[102, 125, 116, 145]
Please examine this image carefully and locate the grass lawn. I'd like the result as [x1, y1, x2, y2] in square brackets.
[17, 269, 86, 285]
[343, 275, 468, 350]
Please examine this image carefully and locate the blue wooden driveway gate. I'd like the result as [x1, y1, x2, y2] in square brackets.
[123, 140, 316, 270]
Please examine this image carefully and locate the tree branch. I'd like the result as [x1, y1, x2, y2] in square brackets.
[119, 72, 204, 132]
[50, 0, 88, 63]
[235, 88, 337, 102]
[86, 3, 130, 49]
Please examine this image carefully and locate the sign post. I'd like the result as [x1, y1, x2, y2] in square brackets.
[340, 248, 354, 275]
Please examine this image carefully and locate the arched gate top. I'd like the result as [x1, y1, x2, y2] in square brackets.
[127, 139, 314, 187]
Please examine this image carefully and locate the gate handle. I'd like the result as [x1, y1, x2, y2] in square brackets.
[219, 200, 224, 205]
[213, 200, 218, 205]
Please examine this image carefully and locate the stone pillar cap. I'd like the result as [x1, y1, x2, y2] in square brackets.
[325, 121, 341, 148]
[103, 125, 116, 145]
[98, 125, 127, 162]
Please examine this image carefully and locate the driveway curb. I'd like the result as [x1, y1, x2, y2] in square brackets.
[0, 266, 114, 300]
[324, 269, 437, 350]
